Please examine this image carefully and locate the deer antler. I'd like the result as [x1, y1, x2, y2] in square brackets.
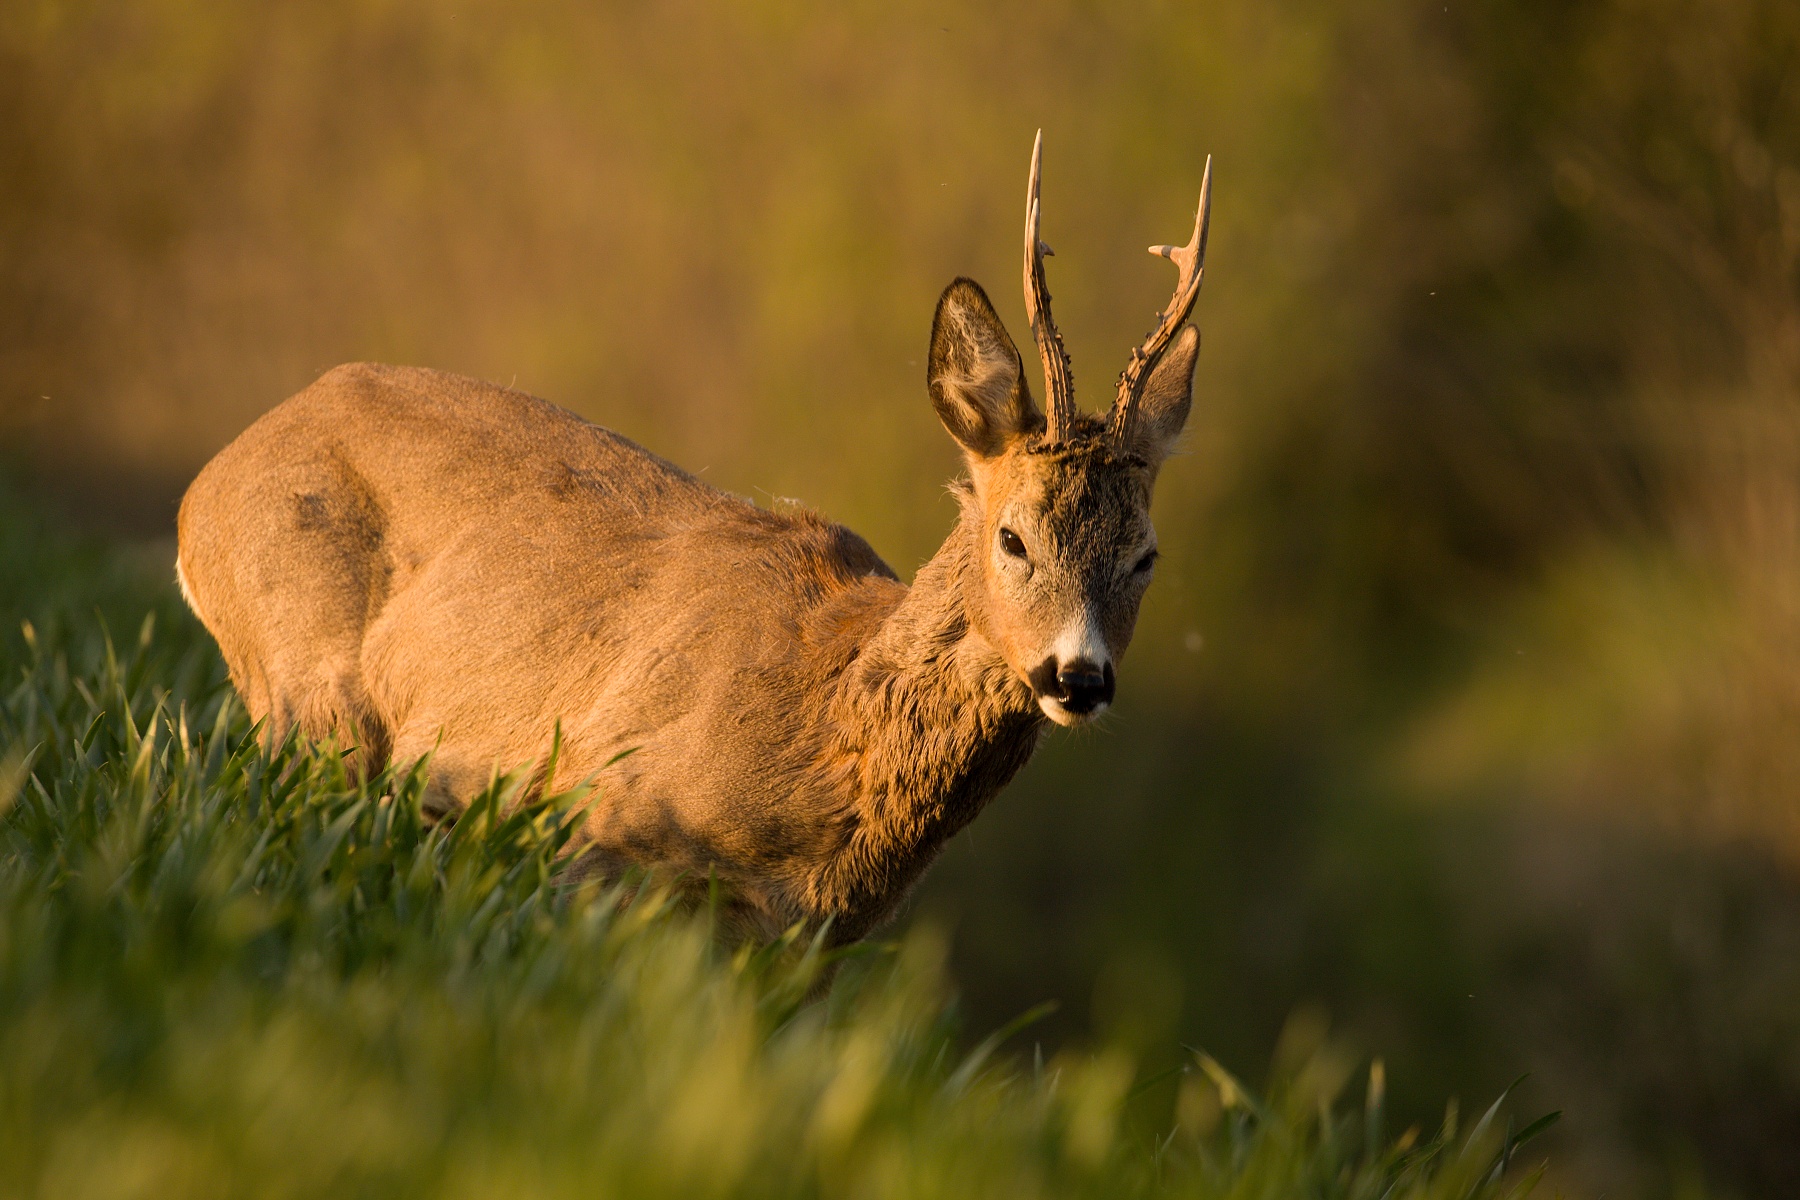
[1108, 156, 1211, 449]
[1024, 131, 1077, 443]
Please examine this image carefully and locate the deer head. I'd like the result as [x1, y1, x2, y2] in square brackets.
[927, 132, 1210, 726]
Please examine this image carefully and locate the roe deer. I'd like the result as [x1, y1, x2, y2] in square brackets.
[176, 134, 1211, 942]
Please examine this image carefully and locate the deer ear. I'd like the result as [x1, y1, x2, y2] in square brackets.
[1128, 324, 1199, 467]
[928, 278, 1043, 459]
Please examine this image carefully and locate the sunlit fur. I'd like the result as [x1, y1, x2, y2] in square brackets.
[176, 278, 1196, 942]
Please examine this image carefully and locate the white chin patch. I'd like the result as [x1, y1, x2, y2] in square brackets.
[1038, 695, 1106, 727]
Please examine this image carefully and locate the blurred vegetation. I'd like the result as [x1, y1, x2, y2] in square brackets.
[0, 491, 1554, 1199]
[3, 0, 1799, 1195]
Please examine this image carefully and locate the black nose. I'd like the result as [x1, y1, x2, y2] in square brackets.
[1054, 660, 1116, 714]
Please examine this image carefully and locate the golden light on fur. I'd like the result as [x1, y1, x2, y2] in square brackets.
[176, 137, 1209, 942]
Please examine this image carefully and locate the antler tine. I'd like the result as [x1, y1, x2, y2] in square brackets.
[1024, 130, 1076, 442]
[1108, 155, 1212, 448]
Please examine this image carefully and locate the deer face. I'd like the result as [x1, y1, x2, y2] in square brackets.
[927, 278, 1199, 726]
[925, 135, 1209, 724]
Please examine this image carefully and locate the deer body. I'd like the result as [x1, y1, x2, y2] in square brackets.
[178, 136, 1211, 940]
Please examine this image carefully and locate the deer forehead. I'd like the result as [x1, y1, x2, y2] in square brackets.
[981, 445, 1153, 560]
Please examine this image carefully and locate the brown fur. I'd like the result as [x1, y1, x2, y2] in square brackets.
[177, 277, 1197, 942]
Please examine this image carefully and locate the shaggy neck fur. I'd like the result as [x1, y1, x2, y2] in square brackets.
[809, 509, 1043, 938]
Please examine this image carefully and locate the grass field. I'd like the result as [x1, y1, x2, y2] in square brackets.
[0, 488, 1554, 1199]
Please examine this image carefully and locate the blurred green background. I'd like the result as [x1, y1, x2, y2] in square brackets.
[4, 1, 1798, 1195]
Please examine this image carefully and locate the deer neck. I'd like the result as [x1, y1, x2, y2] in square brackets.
[811, 510, 1043, 932]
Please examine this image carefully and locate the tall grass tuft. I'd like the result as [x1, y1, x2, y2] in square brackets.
[0, 520, 1552, 1198]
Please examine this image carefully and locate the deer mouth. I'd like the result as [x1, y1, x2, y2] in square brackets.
[1038, 694, 1107, 726]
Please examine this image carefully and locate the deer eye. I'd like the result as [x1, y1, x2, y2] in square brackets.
[998, 528, 1028, 559]
[1133, 549, 1159, 574]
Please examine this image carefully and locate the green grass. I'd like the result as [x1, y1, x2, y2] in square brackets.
[0, 492, 1554, 1199]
